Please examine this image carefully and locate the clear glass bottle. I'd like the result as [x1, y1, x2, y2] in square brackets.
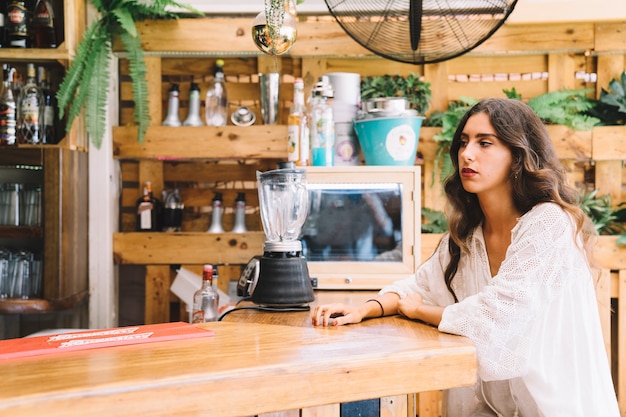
[17, 63, 43, 144]
[231, 192, 247, 233]
[136, 181, 161, 232]
[33, 0, 57, 48]
[191, 264, 219, 323]
[37, 65, 56, 144]
[0, 65, 17, 146]
[183, 82, 203, 126]
[205, 59, 228, 126]
[162, 83, 181, 126]
[207, 191, 224, 233]
[309, 76, 335, 166]
[287, 77, 309, 165]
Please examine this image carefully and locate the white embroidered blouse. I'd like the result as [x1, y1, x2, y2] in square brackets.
[379, 202, 619, 417]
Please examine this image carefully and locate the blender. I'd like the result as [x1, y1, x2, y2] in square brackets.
[240, 162, 314, 307]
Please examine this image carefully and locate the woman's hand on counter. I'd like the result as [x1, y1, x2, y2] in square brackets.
[311, 303, 366, 327]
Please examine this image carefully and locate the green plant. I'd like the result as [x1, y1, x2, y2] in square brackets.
[587, 71, 626, 126]
[57, 0, 201, 149]
[579, 189, 626, 236]
[360, 73, 432, 115]
[504, 88, 600, 130]
[429, 97, 478, 183]
[421, 207, 448, 233]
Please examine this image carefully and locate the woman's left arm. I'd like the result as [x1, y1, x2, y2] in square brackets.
[397, 293, 445, 326]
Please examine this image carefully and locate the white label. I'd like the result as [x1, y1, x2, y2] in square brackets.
[138, 202, 153, 229]
[287, 124, 299, 161]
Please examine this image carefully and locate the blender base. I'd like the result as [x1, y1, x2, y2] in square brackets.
[250, 255, 315, 307]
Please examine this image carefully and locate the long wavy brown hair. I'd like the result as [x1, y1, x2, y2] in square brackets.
[442, 98, 596, 302]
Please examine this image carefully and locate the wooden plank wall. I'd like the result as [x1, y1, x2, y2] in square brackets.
[117, 53, 622, 231]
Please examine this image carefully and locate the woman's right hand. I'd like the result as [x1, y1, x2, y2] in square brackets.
[311, 303, 365, 327]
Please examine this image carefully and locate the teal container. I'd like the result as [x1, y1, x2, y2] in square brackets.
[353, 116, 424, 166]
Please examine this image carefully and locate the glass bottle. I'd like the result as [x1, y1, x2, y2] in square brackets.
[136, 181, 161, 232]
[17, 63, 43, 144]
[205, 59, 228, 126]
[162, 83, 181, 126]
[309, 76, 335, 166]
[207, 191, 224, 233]
[33, 0, 56, 48]
[6, 0, 31, 48]
[287, 77, 309, 165]
[37, 65, 55, 144]
[161, 188, 183, 232]
[0, 1, 6, 48]
[183, 82, 203, 126]
[191, 264, 219, 323]
[0, 65, 17, 146]
[231, 192, 247, 233]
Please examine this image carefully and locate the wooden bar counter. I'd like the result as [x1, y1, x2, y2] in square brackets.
[0, 291, 476, 417]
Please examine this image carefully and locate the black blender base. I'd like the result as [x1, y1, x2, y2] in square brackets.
[250, 255, 314, 307]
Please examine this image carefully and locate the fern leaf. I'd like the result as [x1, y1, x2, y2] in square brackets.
[119, 30, 150, 143]
[64, 31, 111, 137]
[85, 36, 113, 149]
[112, 7, 138, 38]
[56, 19, 103, 118]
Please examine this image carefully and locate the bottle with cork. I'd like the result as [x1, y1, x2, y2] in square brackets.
[136, 181, 161, 232]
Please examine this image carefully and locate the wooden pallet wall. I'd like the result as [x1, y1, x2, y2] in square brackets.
[117, 51, 621, 230]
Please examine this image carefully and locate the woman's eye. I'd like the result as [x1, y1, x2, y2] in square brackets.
[480, 141, 492, 147]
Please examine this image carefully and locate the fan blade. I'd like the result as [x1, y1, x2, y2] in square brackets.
[409, 0, 423, 51]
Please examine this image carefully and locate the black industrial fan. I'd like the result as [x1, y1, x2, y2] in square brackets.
[323, 0, 518, 64]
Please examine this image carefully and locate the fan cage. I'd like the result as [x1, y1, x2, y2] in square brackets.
[323, 0, 518, 65]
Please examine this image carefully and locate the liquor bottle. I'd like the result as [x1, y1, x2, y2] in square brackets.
[191, 264, 219, 323]
[17, 63, 43, 144]
[37, 65, 55, 144]
[231, 192, 247, 233]
[207, 191, 224, 233]
[309, 76, 335, 166]
[182, 82, 203, 126]
[0, 1, 6, 48]
[205, 59, 228, 126]
[287, 77, 309, 166]
[162, 83, 181, 126]
[32, 0, 56, 48]
[136, 181, 161, 232]
[161, 188, 183, 232]
[0, 65, 17, 145]
[6, 0, 31, 48]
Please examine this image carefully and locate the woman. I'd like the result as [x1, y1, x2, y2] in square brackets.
[312, 98, 620, 416]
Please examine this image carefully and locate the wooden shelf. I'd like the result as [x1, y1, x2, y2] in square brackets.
[113, 231, 265, 265]
[0, 226, 43, 239]
[0, 290, 88, 315]
[112, 125, 288, 160]
[0, 46, 73, 62]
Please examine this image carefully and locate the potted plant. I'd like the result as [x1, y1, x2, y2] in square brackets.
[360, 73, 432, 115]
[56, 0, 201, 149]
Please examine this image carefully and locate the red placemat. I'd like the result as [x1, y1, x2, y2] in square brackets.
[0, 322, 214, 360]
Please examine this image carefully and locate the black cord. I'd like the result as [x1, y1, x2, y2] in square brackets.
[218, 304, 311, 321]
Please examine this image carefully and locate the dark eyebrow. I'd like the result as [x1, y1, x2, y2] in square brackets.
[476, 133, 499, 140]
[459, 132, 499, 140]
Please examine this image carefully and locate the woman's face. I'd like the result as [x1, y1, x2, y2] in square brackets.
[457, 112, 514, 198]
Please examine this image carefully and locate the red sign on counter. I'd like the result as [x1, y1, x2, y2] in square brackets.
[0, 322, 214, 360]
